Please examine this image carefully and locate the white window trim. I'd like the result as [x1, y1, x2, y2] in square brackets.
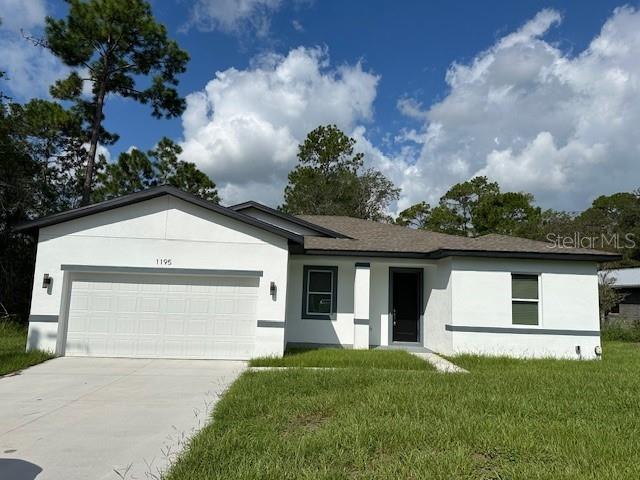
[303, 267, 337, 319]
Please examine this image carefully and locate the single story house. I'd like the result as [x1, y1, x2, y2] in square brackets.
[16, 186, 618, 361]
[599, 267, 640, 320]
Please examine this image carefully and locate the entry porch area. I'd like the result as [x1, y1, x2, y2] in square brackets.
[283, 256, 450, 352]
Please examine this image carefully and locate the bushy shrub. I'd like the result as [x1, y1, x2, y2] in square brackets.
[602, 322, 640, 342]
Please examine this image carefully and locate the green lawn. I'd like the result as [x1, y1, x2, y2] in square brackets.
[0, 320, 53, 376]
[250, 347, 433, 370]
[168, 342, 640, 480]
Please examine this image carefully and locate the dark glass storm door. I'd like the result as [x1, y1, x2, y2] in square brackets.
[390, 269, 422, 342]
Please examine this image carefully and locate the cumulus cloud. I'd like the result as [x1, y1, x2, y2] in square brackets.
[0, 0, 68, 99]
[397, 7, 640, 211]
[0, 0, 46, 30]
[179, 46, 379, 205]
[185, 0, 283, 37]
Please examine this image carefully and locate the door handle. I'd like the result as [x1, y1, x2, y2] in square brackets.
[392, 309, 397, 326]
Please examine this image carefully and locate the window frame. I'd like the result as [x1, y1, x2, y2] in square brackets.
[302, 266, 338, 320]
[511, 273, 541, 326]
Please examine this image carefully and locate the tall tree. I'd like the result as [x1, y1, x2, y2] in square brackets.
[94, 148, 155, 200]
[151, 138, 219, 202]
[575, 192, 640, 265]
[281, 125, 399, 220]
[44, 0, 189, 204]
[0, 74, 37, 322]
[94, 138, 219, 202]
[396, 177, 541, 237]
[11, 99, 97, 210]
[473, 191, 541, 237]
[431, 176, 500, 235]
[395, 201, 431, 228]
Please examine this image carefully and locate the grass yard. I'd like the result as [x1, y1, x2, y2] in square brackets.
[249, 347, 433, 370]
[168, 342, 640, 480]
[0, 320, 53, 376]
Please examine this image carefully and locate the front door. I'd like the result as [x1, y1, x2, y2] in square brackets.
[390, 269, 422, 342]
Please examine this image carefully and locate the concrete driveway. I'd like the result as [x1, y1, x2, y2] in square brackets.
[0, 357, 246, 480]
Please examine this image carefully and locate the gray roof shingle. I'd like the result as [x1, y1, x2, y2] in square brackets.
[297, 215, 619, 261]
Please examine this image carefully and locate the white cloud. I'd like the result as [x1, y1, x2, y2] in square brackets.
[0, 0, 46, 31]
[396, 7, 640, 211]
[185, 0, 283, 37]
[179, 46, 379, 205]
[396, 97, 428, 121]
[0, 0, 69, 100]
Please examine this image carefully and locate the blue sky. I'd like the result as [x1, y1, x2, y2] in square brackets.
[2, 0, 640, 211]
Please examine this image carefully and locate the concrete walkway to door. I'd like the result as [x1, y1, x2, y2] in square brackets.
[0, 357, 246, 480]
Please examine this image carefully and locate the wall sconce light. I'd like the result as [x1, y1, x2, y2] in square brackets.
[42, 274, 53, 289]
[270, 281, 277, 298]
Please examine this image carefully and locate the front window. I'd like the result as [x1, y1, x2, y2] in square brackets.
[511, 274, 539, 325]
[302, 266, 337, 319]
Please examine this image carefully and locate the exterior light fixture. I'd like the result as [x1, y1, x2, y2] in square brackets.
[42, 274, 52, 289]
[270, 281, 277, 297]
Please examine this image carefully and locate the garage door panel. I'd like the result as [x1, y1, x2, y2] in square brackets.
[90, 295, 114, 312]
[164, 317, 186, 335]
[137, 339, 159, 356]
[69, 293, 89, 311]
[138, 316, 161, 334]
[212, 317, 234, 336]
[140, 296, 162, 313]
[168, 283, 188, 293]
[166, 297, 188, 314]
[189, 298, 210, 314]
[214, 298, 234, 314]
[65, 273, 258, 359]
[113, 338, 135, 355]
[140, 282, 165, 292]
[186, 318, 208, 335]
[115, 316, 137, 334]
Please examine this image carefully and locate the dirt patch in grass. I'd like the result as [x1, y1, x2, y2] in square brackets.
[283, 410, 331, 436]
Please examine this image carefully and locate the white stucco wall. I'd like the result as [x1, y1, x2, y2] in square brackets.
[27, 196, 289, 358]
[285, 256, 444, 348]
[285, 256, 356, 346]
[423, 259, 453, 354]
[353, 265, 371, 349]
[449, 257, 601, 359]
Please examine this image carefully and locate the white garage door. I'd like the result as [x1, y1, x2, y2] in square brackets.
[64, 273, 259, 359]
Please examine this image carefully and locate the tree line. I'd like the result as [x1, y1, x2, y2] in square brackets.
[1, 0, 638, 324]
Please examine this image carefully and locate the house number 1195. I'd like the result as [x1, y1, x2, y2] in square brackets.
[156, 258, 172, 266]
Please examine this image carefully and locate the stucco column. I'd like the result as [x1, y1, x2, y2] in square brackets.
[353, 262, 370, 349]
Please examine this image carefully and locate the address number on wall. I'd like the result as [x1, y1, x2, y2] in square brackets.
[156, 258, 172, 266]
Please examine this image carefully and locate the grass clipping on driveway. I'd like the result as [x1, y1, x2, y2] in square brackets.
[250, 347, 433, 370]
[0, 320, 53, 376]
[167, 342, 640, 480]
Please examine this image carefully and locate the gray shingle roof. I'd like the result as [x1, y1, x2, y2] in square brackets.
[297, 215, 619, 261]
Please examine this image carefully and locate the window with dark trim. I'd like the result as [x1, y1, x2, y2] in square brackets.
[302, 266, 338, 319]
[511, 274, 539, 325]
